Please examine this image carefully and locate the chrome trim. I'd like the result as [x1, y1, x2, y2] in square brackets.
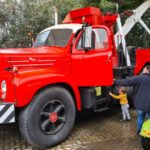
[12, 63, 55, 67]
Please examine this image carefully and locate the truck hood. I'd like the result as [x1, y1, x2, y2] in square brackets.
[0, 46, 64, 55]
[0, 46, 67, 70]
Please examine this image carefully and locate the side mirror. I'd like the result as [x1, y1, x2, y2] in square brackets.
[81, 26, 92, 50]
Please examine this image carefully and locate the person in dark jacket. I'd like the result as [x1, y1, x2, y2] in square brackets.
[114, 65, 150, 134]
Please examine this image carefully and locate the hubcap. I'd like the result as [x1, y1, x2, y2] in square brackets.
[40, 99, 66, 135]
[49, 112, 58, 123]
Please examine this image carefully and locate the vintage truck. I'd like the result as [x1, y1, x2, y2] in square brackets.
[0, 1, 149, 148]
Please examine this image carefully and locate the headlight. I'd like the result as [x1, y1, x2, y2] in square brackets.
[1, 80, 7, 93]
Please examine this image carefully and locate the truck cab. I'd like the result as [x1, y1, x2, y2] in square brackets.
[34, 23, 115, 85]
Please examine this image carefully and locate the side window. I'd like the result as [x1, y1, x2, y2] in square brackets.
[76, 28, 108, 50]
[93, 28, 108, 49]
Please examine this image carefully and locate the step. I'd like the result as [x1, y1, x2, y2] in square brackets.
[94, 106, 110, 112]
[96, 97, 110, 105]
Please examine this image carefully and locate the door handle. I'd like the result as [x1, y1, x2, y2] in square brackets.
[106, 53, 111, 63]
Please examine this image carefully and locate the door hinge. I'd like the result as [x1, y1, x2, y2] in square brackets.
[4, 67, 13, 72]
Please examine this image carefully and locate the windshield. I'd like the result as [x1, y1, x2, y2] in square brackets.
[33, 29, 72, 47]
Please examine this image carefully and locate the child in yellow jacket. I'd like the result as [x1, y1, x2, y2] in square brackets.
[109, 87, 131, 121]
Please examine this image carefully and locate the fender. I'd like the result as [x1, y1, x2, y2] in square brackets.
[135, 49, 150, 75]
[13, 67, 81, 110]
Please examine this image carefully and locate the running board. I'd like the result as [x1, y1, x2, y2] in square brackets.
[94, 106, 110, 112]
[96, 97, 110, 105]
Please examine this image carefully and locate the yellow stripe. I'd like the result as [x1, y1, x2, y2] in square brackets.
[144, 130, 150, 135]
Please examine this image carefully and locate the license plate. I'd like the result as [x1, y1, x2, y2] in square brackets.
[95, 87, 101, 96]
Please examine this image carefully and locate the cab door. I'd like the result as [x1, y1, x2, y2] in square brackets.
[71, 26, 113, 86]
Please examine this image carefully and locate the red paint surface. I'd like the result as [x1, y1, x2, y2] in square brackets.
[135, 48, 150, 75]
[0, 7, 123, 111]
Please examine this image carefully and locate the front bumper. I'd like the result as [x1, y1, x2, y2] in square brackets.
[0, 103, 15, 124]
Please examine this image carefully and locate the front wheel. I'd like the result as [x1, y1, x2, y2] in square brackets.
[19, 86, 76, 149]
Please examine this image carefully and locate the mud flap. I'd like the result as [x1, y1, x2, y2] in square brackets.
[0, 103, 15, 124]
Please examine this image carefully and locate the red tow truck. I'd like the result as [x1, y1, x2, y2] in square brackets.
[0, 2, 149, 149]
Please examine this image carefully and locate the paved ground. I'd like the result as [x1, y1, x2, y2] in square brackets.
[0, 107, 144, 150]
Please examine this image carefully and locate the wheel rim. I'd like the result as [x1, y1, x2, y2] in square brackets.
[40, 99, 66, 135]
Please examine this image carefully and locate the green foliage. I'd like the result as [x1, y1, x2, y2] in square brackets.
[100, 0, 117, 13]
[0, 0, 149, 48]
[118, 0, 145, 10]
[126, 9, 150, 48]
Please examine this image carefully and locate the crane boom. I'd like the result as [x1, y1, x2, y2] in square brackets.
[114, 0, 150, 67]
[115, 0, 150, 48]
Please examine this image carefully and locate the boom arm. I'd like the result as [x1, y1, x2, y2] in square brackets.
[115, 0, 150, 48]
[114, 0, 150, 67]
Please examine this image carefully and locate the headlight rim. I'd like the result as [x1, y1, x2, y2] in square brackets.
[1, 80, 7, 93]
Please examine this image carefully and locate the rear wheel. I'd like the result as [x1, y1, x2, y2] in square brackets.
[19, 86, 76, 149]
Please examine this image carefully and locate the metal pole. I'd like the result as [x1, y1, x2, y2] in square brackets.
[52, 6, 58, 25]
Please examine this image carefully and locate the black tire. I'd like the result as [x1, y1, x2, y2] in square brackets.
[18, 86, 76, 149]
[141, 137, 150, 150]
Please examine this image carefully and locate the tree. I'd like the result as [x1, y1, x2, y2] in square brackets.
[0, 0, 149, 48]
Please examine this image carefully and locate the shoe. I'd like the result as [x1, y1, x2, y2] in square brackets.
[127, 119, 131, 121]
[120, 119, 126, 122]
